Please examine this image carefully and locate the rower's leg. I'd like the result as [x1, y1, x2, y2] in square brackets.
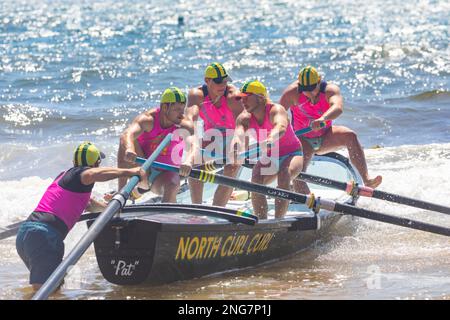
[117, 138, 145, 190]
[293, 142, 314, 195]
[212, 164, 241, 207]
[150, 172, 180, 203]
[161, 172, 180, 203]
[188, 178, 204, 204]
[276, 155, 303, 218]
[251, 162, 277, 219]
[318, 126, 382, 188]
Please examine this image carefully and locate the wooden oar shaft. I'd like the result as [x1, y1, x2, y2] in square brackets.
[32, 134, 173, 300]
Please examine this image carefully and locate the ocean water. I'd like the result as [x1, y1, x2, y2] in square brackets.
[0, 0, 449, 300]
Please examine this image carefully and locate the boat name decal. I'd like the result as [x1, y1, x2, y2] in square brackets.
[111, 259, 140, 276]
[175, 233, 275, 261]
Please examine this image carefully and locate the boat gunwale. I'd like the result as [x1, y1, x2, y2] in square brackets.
[103, 151, 360, 233]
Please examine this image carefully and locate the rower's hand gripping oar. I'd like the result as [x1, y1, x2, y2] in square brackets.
[32, 134, 173, 300]
[198, 123, 324, 164]
[298, 172, 450, 215]
[294, 121, 326, 137]
[200, 144, 260, 161]
[139, 159, 450, 237]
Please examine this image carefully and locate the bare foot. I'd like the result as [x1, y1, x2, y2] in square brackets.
[365, 175, 382, 189]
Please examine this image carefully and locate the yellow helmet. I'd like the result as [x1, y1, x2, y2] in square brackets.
[160, 87, 186, 104]
[204, 62, 232, 83]
[73, 142, 105, 167]
[237, 80, 268, 98]
[298, 66, 321, 91]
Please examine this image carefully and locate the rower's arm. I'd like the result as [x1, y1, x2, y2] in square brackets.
[186, 89, 201, 122]
[268, 104, 289, 143]
[179, 118, 196, 166]
[322, 84, 343, 121]
[185, 89, 203, 163]
[279, 81, 298, 111]
[230, 112, 250, 157]
[120, 114, 153, 153]
[80, 167, 147, 186]
[226, 85, 244, 118]
[235, 111, 251, 134]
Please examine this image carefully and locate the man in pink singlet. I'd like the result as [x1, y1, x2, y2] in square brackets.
[232, 80, 304, 219]
[185, 62, 244, 206]
[16, 142, 148, 291]
[117, 87, 195, 203]
[280, 66, 382, 194]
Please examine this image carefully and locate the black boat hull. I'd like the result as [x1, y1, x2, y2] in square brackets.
[91, 209, 343, 285]
[90, 152, 360, 285]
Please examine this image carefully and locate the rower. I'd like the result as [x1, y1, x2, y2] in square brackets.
[117, 87, 195, 203]
[16, 142, 148, 292]
[232, 80, 304, 219]
[280, 66, 382, 193]
[185, 62, 244, 206]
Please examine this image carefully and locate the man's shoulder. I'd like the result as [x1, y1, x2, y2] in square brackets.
[137, 109, 157, 122]
[67, 166, 90, 175]
[281, 81, 299, 101]
[187, 86, 204, 108]
[62, 166, 90, 184]
[282, 81, 299, 94]
[270, 103, 286, 114]
[188, 86, 204, 99]
[280, 81, 300, 106]
[324, 82, 340, 95]
[64, 166, 95, 189]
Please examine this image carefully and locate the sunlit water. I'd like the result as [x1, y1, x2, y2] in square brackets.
[0, 0, 449, 300]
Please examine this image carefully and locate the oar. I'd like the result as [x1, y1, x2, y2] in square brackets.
[198, 123, 323, 163]
[139, 159, 450, 237]
[0, 221, 23, 241]
[201, 145, 260, 161]
[0, 202, 258, 241]
[32, 134, 173, 300]
[294, 122, 326, 137]
[297, 172, 450, 215]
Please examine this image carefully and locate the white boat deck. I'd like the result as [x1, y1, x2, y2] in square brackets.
[132, 154, 360, 223]
[173, 154, 359, 219]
